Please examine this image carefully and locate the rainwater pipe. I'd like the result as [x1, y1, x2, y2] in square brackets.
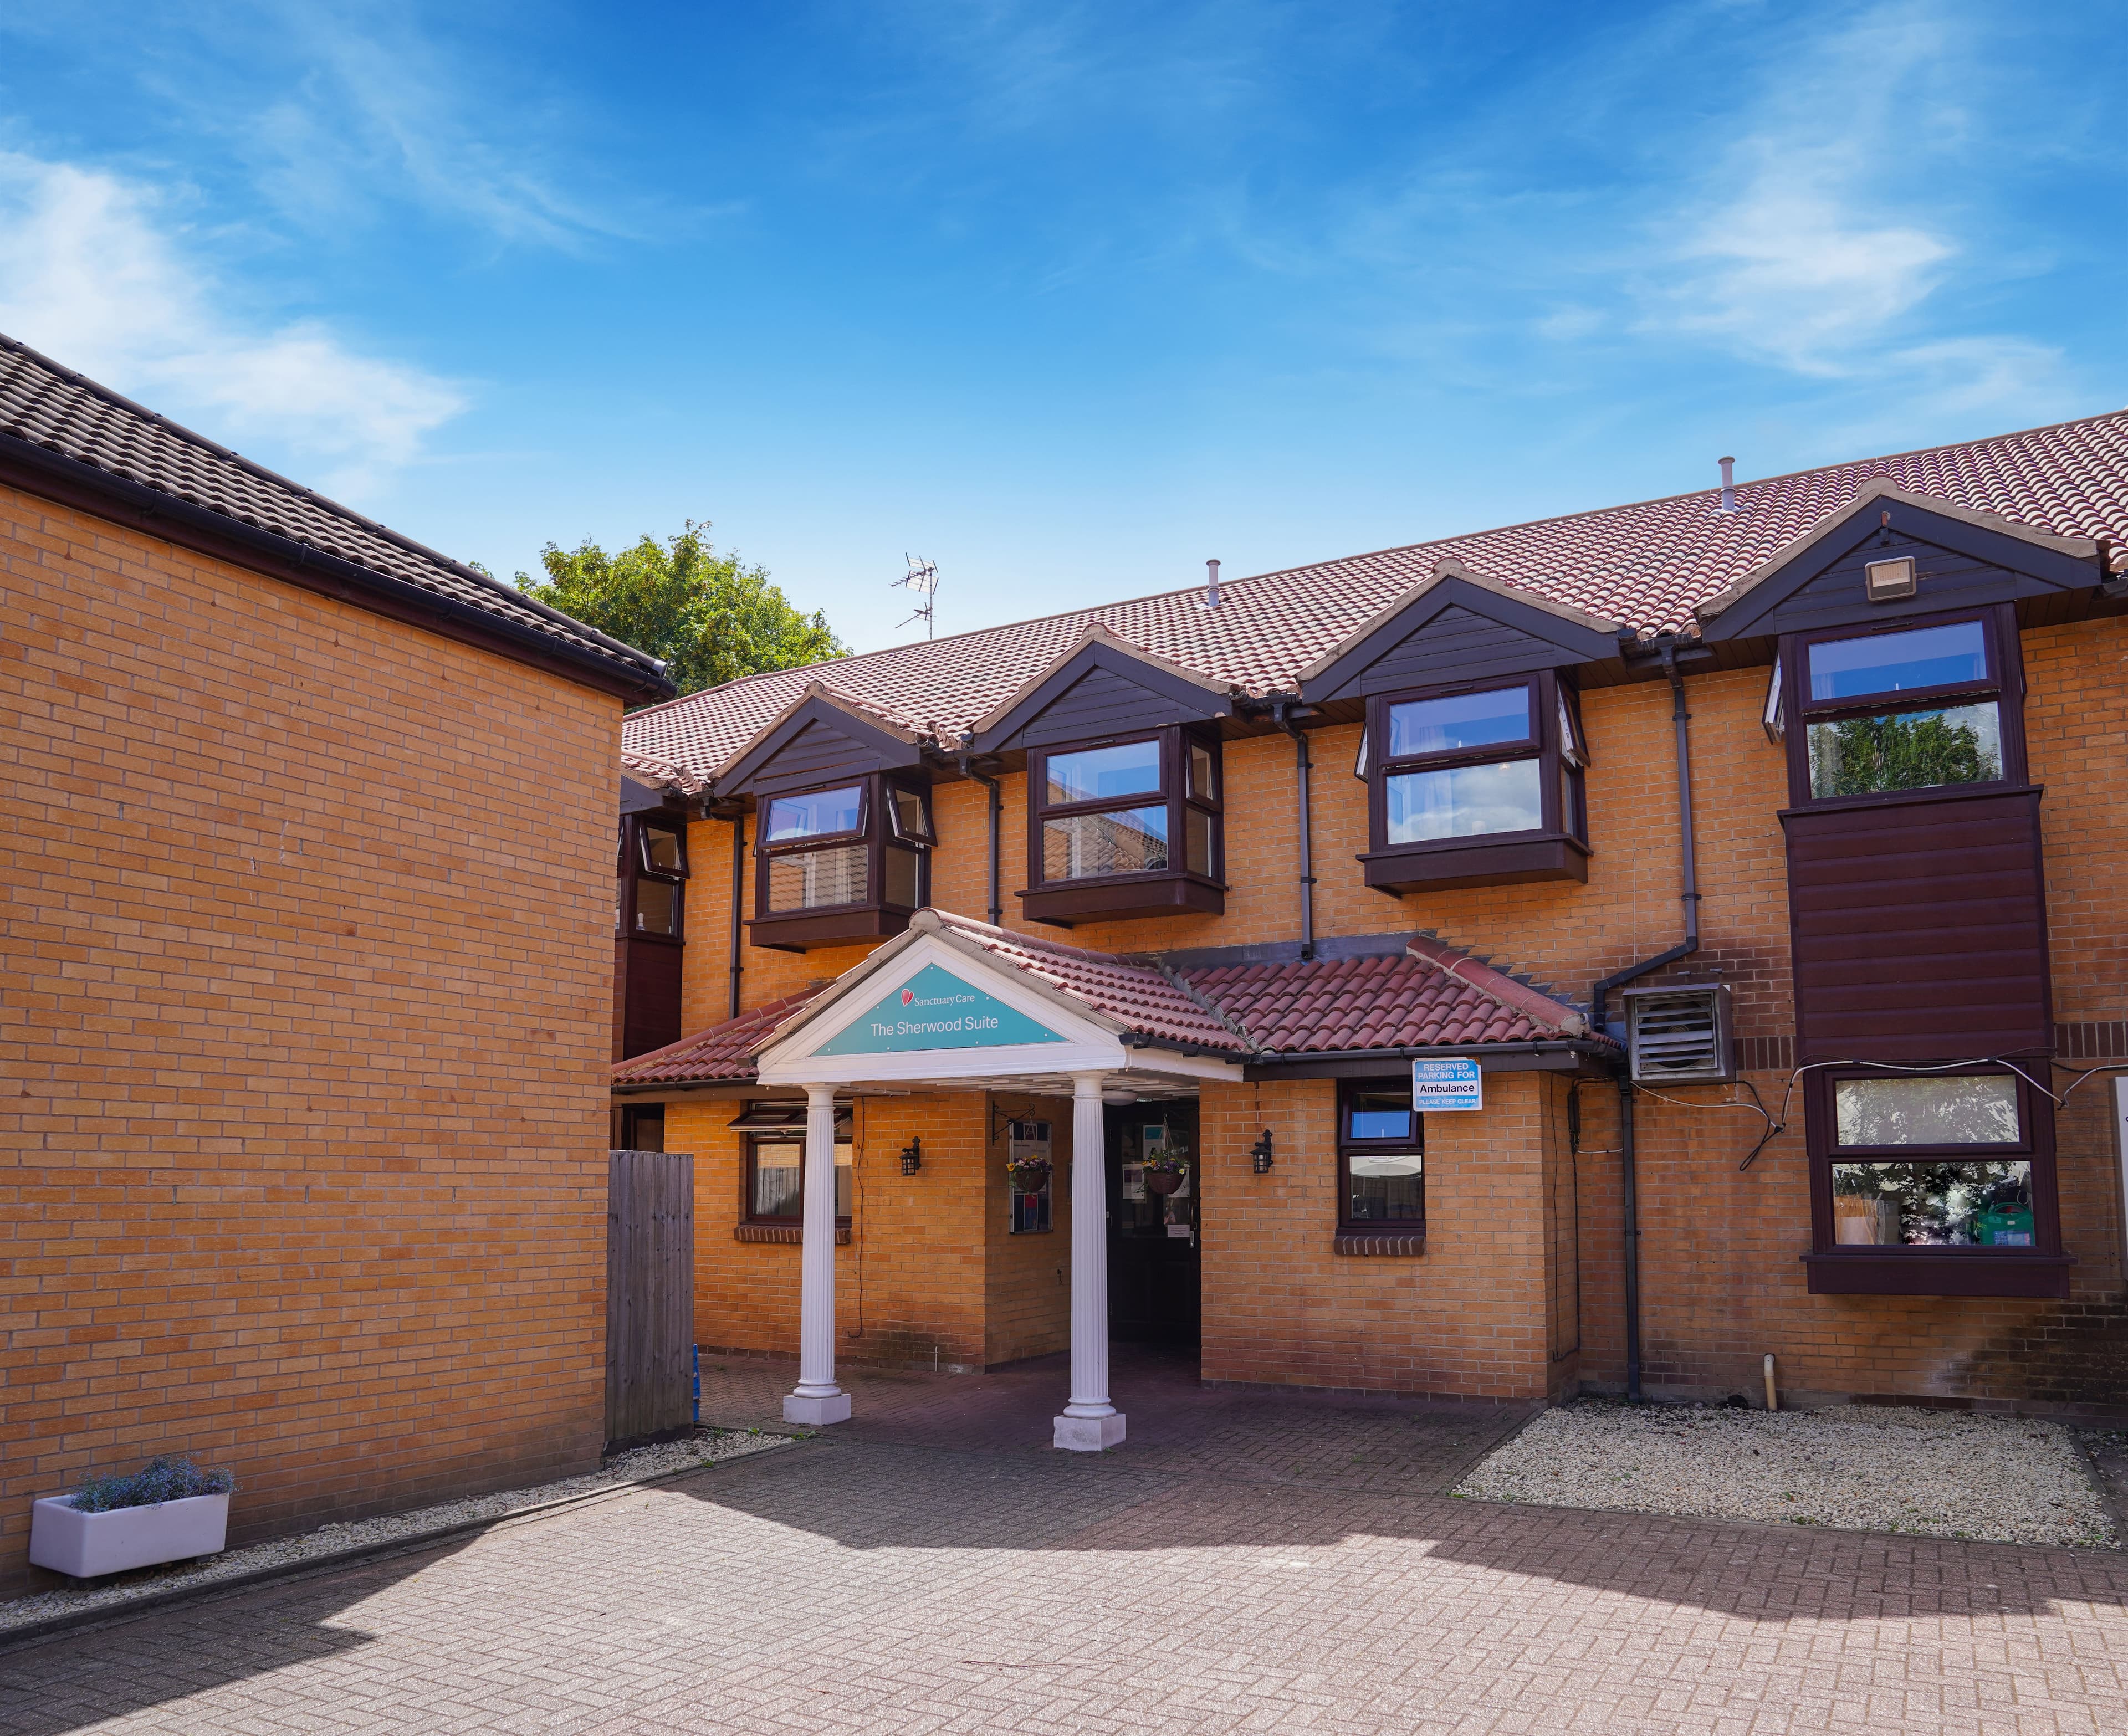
[956, 750, 1004, 927]
[1271, 701, 1316, 962]
[1588, 634, 1709, 1402]
[724, 803, 746, 1021]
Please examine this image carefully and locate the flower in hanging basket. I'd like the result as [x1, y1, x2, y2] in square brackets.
[1006, 1158, 1052, 1192]
[1141, 1147, 1189, 1194]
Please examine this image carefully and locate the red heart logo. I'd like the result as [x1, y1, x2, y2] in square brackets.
[901, 989, 914, 1005]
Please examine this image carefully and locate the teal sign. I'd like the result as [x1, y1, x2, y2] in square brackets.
[815, 964, 1066, 1056]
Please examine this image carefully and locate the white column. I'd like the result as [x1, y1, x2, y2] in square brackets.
[1055, 1069, 1125, 1451]
[784, 1084, 851, 1426]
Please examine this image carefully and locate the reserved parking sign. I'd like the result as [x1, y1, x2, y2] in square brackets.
[1411, 1056, 1483, 1112]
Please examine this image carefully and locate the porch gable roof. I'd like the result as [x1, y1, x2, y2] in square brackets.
[612, 914, 1605, 1089]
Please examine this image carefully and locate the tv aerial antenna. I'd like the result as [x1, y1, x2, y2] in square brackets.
[894, 554, 938, 638]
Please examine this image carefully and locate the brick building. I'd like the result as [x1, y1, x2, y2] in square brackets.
[612, 417, 2128, 1445]
[0, 334, 672, 1590]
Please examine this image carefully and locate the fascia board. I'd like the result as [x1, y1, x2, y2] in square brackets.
[710, 683, 926, 792]
[962, 624, 1235, 750]
[1695, 482, 2103, 631]
[1298, 561, 1621, 699]
[754, 928, 1127, 1083]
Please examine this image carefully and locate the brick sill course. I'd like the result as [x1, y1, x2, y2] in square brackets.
[1333, 1232, 1425, 1257]
[734, 1225, 852, 1246]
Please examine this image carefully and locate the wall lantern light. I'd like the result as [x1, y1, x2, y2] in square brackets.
[899, 1138, 923, 1176]
[1249, 1129, 1275, 1174]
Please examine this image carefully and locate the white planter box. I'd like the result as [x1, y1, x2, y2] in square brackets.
[29, 1492, 230, 1578]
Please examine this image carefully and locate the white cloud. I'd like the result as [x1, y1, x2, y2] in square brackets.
[0, 151, 463, 493]
[1662, 185, 1953, 375]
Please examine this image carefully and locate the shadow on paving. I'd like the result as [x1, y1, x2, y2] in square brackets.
[0, 1540, 472, 1736]
[666, 1428, 2128, 1625]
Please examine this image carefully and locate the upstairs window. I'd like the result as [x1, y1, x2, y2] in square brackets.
[750, 775, 933, 950]
[1338, 1078, 1424, 1232]
[1020, 726, 1224, 925]
[1781, 610, 2022, 806]
[1355, 672, 1588, 894]
[618, 815, 688, 940]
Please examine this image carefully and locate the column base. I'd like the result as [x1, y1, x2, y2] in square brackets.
[1053, 1411, 1127, 1452]
[784, 1391, 851, 1426]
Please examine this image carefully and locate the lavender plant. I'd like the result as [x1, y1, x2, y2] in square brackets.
[69, 1455, 234, 1513]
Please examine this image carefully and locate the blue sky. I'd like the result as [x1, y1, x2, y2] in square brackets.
[2, 2, 2121, 651]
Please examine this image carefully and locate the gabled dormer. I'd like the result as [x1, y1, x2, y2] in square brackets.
[1299, 562, 1619, 895]
[713, 684, 938, 952]
[964, 626, 1237, 926]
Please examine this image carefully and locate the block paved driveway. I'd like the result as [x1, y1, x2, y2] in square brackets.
[4, 1347, 2126, 1735]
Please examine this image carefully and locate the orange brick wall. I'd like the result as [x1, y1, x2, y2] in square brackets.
[675, 1089, 1065, 1373]
[1, 484, 622, 1592]
[664, 617, 2128, 1414]
[1199, 1073, 1572, 1401]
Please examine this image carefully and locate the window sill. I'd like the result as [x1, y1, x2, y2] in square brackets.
[1802, 1250, 2070, 1298]
[1333, 1231, 1425, 1257]
[1360, 832, 1588, 895]
[735, 1223, 852, 1246]
[746, 906, 914, 953]
[1019, 872, 1224, 928]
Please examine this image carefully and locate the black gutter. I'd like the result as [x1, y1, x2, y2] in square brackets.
[956, 751, 1004, 926]
[0, 429, 674, 704]
[1248, 1038, 1618, 1066]
[1271, 701, 1317, 961]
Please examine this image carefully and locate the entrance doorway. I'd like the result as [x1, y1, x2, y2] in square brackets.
[1105, 1099, 1201, 1348]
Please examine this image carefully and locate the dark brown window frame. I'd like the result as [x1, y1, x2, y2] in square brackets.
[746, 772, 933, 952]
[1799, 1063, 2070, 1298]
[1357, 669, 1590, 895]
[1019, 724, 1225, 926]
[1335, 1076, 1426, 1242]
[1778, 602, 2027, 812]
[617, 812, 689, 945]
[735, 1103, 855, 1230]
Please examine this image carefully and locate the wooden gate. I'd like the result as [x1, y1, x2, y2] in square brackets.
[605, 1149, 695, 1445]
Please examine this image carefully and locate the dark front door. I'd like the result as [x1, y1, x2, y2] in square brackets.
[1106, 1100, 1201, 1347]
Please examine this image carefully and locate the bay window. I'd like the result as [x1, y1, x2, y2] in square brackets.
[1020, 726, 1224, 925]
[1772, 607, 2024, 808]
[1803, 1067, 2067, 1297]
[1357, 672, 1589, 895]
[749, 774, 933, 951]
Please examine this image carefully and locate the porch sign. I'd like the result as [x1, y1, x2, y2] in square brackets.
[1411, 1056, 1483, 1112]
[815, 964, 1067, 1055]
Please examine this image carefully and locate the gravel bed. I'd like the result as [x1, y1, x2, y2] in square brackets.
[1, 1427, 793, 1635]
[1455, 1400, 2116, 1548]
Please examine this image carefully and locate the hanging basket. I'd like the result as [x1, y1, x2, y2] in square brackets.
[1144, 1166, 1186, 1196]
[1006, 1160, 1052, 1194]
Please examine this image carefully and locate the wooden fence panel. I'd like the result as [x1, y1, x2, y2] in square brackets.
[606, 1149, 695, 1445]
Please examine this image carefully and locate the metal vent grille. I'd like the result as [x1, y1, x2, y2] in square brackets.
[1622, 984, 1735, 1084]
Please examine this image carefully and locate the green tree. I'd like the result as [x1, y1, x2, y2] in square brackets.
[1809, 708, 1999, 798]
[515, 522, 846, 699]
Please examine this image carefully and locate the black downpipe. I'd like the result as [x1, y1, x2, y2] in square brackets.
[956, 753, 1004, 926]
[1588, 638, 1704, 1404]
[1618, 1077, 1641, 1401]
[727, 810, 745, 1021]
[1272, 703, 1316, 962]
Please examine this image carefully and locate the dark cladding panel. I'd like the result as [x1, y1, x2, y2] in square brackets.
[1783, 790, 2050, 1062]
[1763, 531, 2040, 638]
[1015, 665, 1217, 749]
[620, 937, 684, 1059]
[745, 718, 894, 792]
[1336, 603, 1573, 698]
